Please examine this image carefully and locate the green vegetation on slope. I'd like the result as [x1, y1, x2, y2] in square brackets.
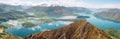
[106, 28, 120, 39]
[0, 32, 8, 37]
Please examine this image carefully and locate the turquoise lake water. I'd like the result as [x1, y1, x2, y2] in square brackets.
[5, 13, 120, 37]
[87, 14, 120, 30]
[5, 21, 72, 37]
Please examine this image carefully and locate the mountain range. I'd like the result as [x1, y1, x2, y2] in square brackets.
[0, 3, 92, 21]
[25, 5, 92, 17]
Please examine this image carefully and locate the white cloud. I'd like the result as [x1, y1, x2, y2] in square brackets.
[28, 25, 42, 31]
[57, 16, 77, 19]
[83, 4, 120, 8]
[0, 0, 120, 8]
[42, 29, 49, 31]
[48, 23, 53, 26]
[57, 21, 73, 25]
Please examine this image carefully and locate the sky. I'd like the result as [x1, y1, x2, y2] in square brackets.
[0, 0, 120, 8]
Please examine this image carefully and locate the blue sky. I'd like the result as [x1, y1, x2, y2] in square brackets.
[83, 0, 120, 4]
[0, 0, 120, 8]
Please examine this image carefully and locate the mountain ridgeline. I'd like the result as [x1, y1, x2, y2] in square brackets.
[25, 20, 112, 39]
[25, 5, 92, 17]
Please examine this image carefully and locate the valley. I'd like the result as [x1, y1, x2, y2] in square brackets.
[0, 3, 120, 39]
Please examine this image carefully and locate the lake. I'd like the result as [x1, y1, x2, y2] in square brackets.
[5, 13, 120, 37]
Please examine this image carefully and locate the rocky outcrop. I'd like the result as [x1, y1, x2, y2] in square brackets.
[25, 20, 112, 39]
[94, 8, 120, 23]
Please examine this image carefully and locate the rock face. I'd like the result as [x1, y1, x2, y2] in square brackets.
[94, 8, 120, 22]
[25, 20, 112, 39]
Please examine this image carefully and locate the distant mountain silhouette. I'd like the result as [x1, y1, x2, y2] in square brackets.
[94, 8, 120, 23]
[25, 5, 91, 17]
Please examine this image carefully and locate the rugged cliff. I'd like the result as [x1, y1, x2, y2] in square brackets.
[25, 20, 112, 39]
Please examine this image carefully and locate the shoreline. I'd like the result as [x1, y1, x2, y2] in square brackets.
[94, 15, 120, 23]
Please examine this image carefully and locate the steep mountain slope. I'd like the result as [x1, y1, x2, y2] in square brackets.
[25, 20, 112, 39]
[94, 8, 120, 22]
[0, 11, 30, 22]
[25, 6, 73, 17]
[0, 3, 23, 11]
[67, 7, 92, 14]
[0, 3, 31, 22]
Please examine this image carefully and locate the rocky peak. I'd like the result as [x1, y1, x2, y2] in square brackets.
[25, 20, 112, 39]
